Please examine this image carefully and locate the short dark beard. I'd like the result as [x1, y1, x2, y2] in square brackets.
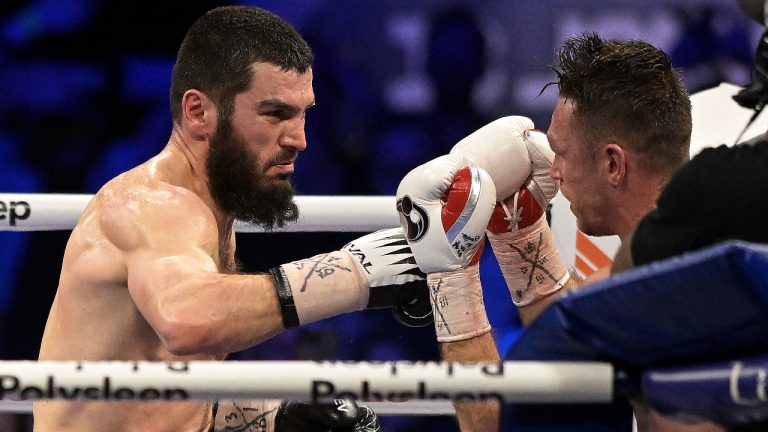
[206, 115, 299, 230]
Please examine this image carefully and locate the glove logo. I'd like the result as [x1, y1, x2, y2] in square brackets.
[396, 196, 429, 242]
[345, 245, 373, 274]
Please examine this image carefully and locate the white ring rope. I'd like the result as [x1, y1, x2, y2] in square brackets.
[0, 400, 457, 416]
[0, 196, 616, 417]
[0, 360, 614, 403]
[0, 193, 400, 232]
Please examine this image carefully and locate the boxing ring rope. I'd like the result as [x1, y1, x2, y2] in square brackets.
[0, 400, 458, 416]
[0, 401, 459, 416]
[0, 193, 399, 232]
[0, 360, 614, 415]
[0, 193, 617, 417]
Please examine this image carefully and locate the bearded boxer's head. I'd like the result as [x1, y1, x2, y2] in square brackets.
[206, 112, 299, 230]
[173, 6, 312, 229]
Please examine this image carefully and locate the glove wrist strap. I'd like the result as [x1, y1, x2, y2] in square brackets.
[427, 264, 491, 342]
[272, 251, 369, 326]
[269, 266, 300, 328]
[487, 214, 569, 306]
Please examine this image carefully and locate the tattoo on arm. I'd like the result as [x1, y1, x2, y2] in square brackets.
[507, 233, 560, 298]
[290, 252, 353, 292]
[429, 278, 452, 336]
[212, 400, 278, 432]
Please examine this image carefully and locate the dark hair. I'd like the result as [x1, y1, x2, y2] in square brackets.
[170, 6, 313, 123]
[550, 32, 691, 175]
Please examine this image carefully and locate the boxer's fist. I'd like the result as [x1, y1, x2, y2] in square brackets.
[341, 228, 432, 327]
[275, 400, 380, 432]
[481, 129, 569, 312]
[396, 154, 496, 274]
[270, 228, 431, 328]
[449, 116, 535, 201]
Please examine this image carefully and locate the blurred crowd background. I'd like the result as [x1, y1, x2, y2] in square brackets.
[0, 0, 762, 430]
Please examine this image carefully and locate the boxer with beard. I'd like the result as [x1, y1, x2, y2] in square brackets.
[206, 105, 299, 231]
[33, 6, 433, 432]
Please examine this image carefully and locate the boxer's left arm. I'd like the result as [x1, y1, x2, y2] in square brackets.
[397, 154, 496, 341]
[440, 335, 501, 432]
[397, 154, 501, 432]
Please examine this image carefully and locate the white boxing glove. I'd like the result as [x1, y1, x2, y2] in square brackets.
[525, 129, 559, 208]
[448, 116, 568, 309]
[396, 154, 496, 342]
[450, 116, 534, 201]
[269, 227, 428, 327]
[487, 129, 559, 232]
[486, 129, 569, 309]
[395, 153, 496, 274]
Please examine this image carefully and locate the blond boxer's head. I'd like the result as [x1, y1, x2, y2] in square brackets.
[547, 32, 691, 237]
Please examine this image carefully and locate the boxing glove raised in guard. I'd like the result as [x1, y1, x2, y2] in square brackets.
[449, 116, 535, 201]
[396, 153, 497, 341]
[396, 153, 495, 274]
[485, 128, 570, 310]
[448, 116, 569, 313]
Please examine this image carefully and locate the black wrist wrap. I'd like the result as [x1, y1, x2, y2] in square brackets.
[269, 266, 300, 328]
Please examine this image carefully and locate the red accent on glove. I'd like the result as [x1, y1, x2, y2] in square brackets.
[441, 166, 485, 266]
[486, 185, 545, 234]
[441, 166, 472, 232]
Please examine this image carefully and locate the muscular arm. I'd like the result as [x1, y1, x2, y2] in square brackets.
[127, 251, 284, 355]
[441, 334, 500, 432]
[107, 186, 284, 355]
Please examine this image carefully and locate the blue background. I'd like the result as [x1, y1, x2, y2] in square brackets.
[0, 0, 761, 430]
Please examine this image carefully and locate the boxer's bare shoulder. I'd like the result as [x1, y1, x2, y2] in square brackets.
[92, 169, 218, 256]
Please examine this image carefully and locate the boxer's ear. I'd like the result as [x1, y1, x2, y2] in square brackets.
[603, 143, 627, 187]
[181, 89, 217, 140]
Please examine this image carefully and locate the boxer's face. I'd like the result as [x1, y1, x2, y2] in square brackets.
[548, 97, 612, 236]
[207, 62, 314, 229]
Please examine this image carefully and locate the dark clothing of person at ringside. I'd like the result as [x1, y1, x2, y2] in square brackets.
[631, 138, 768, 266]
